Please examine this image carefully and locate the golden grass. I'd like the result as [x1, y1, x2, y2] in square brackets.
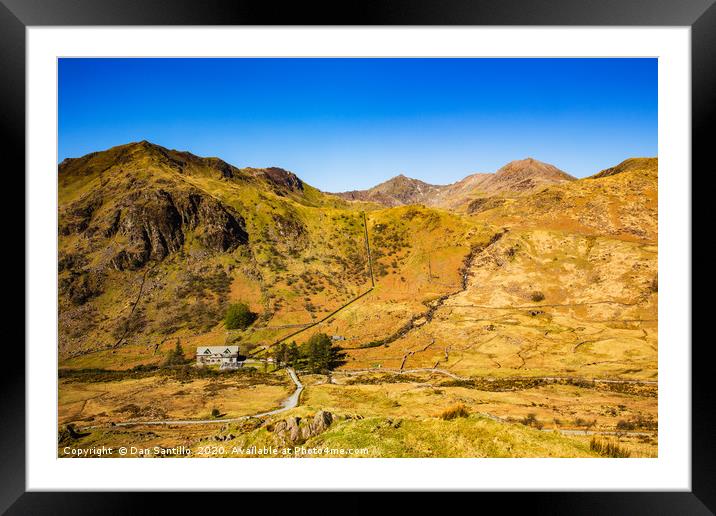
[58, 373, 292, 426]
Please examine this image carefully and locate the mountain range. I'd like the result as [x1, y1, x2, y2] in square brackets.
[57, 140, 659, 458]
[335, 157, 577, 209]
[58, 140, 657, 368]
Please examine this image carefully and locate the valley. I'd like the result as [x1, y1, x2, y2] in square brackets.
[58, 141, 658, 458]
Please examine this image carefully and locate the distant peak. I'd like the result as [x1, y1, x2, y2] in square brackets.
[496, 158, 575, 181]
[126, 139, 155, 149]
[504, 157, 545, 167]
[257, 167, 304, 191]
[385, 173, 420, 183]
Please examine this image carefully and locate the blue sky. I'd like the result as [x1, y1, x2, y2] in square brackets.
[59, 58, 657, 191]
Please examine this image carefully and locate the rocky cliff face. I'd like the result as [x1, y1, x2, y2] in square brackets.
[106, 188, 248, 271]
[60, 182, 248, 273]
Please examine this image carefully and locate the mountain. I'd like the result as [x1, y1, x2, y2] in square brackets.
[335, 174, 443, 207]
[57, 142, 656, 373]
[335, 158, 576, 209]
[476, 157, 658, 240]
[57, 141, 480, 360]
[589, 157, 658, 180]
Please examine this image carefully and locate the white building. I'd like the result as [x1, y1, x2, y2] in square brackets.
[196, 346, 242, 369]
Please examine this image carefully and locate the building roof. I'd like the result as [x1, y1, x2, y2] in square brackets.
[196, 346, 240, 355]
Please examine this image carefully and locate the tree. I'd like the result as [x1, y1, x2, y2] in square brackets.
[272, 343, 289, 367]
[224, 302, 257, 330]
[287, 342, 300, 367]
[163, 339, 186, 367]
[301, 333, 346, 373]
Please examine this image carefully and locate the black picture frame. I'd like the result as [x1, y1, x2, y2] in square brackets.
[3, 0, 709, 513]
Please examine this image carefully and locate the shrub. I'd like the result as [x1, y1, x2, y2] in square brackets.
[211, 408, 221, 418]
[617, 415, 657, 431]
[440, 404, 470, 420]
[521, 412, 544, 429]
[530, 291, 545, 302]
[590, 438, 630, 458]
[616, 419, 636, 431]
[224, 302, 257, 330]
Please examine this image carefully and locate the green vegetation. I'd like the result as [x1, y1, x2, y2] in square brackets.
[163, 340, 188, 367]
[302, 333, 345, 373]
[439, 404, 470, 420]
[272, 333, 346, 373]
[272, 342, 301, 368]
[224, 302, 257, 330]
[590, 438, 631, 458]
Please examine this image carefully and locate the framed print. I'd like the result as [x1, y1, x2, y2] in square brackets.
[5, 0, 711, 513]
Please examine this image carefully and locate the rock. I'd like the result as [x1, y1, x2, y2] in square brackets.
[310, 411, 333, 434]
[272, 412, 334, 445]
[286, 417, 302, 444]
[107, 188, 248, 271]
[260, 167, 304, 192]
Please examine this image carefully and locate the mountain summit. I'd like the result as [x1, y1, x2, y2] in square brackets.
[335, 158, 576, 209]
[336, 174, 442, 207]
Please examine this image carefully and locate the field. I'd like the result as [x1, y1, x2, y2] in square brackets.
[59, 369, 292, 426]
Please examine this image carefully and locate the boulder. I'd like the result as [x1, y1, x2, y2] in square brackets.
[272, 412, 334, 445]
[310, 411, 333, 435]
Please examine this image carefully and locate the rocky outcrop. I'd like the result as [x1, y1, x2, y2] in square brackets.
[110, 190, 184, 269]
[272, 411, 334, 445]
[98, 188, 248, 271]
[59, 192, 104, 235]
[172, 191, 248, 252]
[261, 167, 304, 192]
[310, 410, 333, 434]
